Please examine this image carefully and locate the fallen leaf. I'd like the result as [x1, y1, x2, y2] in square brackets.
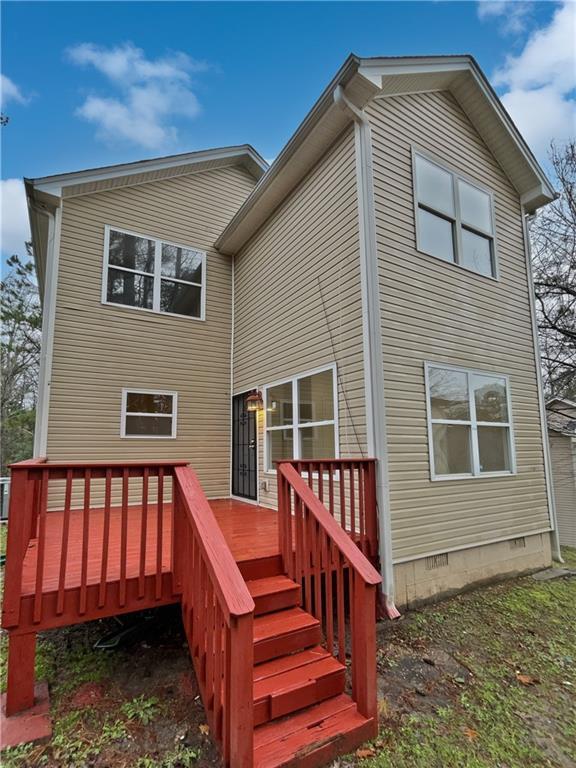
[199, 724, 210, 735]
[516, 673, 539, 686]
[463, 727, 478, 742]
[356, 747, 376, 759]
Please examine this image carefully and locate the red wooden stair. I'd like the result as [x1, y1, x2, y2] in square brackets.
[245, 573, 376, 766]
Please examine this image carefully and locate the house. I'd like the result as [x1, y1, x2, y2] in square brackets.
[2, 54, 560, 765]
[547, 398, 576, 548]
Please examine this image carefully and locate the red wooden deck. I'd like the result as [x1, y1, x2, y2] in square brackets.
[19, 499, 279, 596]
[2, 459, 382, 765]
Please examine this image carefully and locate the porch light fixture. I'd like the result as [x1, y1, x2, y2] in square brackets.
[245, 390, 264, 412]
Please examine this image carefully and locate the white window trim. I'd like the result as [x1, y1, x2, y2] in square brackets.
[120, 388, 178, 439]
[412, 147, 499, 281]
[102, 225, 207, 321]
[263, 363, 339, 473]
[424, 362, 517, 481]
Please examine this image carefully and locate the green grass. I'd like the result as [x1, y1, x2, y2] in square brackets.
[359, 548, 576, 768]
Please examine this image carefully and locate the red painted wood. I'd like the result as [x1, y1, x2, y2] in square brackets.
[0, 683, 52, 750]
[56, 471, 72, 615]
[138, 468, 149, 599]
[5, 633, 36, 716]
[98, 469, 112, 608]
[253, 608, 321, 664]
[79, 470, 91, 615]
[246, 576, 300, 616]
[33, 472, 48, 624]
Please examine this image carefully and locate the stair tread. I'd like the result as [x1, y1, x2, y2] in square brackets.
[253, 646, 333, 683]
[254, 608, 320, 644]
[246, 575, 300, 599]
[253, 694, 373, 767]
[254, 654, 345, 702]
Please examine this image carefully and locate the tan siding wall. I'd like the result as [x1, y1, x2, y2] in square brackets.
[47, 164, 257, 498]
[549, 431, 576, 547]
[233, 129, 367, 508]
[367, 91, 551, 562]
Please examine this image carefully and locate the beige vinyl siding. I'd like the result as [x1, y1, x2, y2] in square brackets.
[233, 129, 367, 508]
[47, 164, 257, 498]
[549, 431, 576, 547]
[367, 91, 551, 562]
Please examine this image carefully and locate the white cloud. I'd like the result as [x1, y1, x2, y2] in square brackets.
[67, 43, 208, 149]
[491, 1, 576, 159]
[0, 74, 29, 108]
[0, 179, 30, 258]
[477, 1, 533, 34]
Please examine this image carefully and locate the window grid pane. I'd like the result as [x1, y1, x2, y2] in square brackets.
[106, 229, 205, 317]
[415, 155, 496, 278]
[428, 365, 512, 477]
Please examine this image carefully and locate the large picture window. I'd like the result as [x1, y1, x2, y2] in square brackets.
[425, 363, 515, 479]
[264, 366, 337, 471]
[413, 152, 497, 278]
[103, 226, 206, 319]
[121, 389, 177, 438]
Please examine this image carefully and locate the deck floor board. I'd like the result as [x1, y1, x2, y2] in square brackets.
[20, 499, 279, 596]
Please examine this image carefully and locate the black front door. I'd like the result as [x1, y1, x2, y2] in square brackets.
[232, 392, 257, 500]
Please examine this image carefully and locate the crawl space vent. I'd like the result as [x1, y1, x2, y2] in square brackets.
[425, 553, 449, 570]
[510, 537, 526, 550]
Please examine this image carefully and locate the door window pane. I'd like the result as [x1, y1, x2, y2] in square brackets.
[126, 392, 173, 414]
[107, 269, 154, 309]
[429, 368, 470, 420]
[109, 230, 155, 273]
[269, 429, 294, 465]
[473, 375, 508, 422]
[458, 180, 492, 233]
[125, 415, 173, 437]
[418, 209, 455, 263]
[299, 425, 335, 460]
[478, 426, 510, 472]
[161, 244, 203, 283]
[160, 280, 202, 317]
[415, 155, 455, 217]
[432, 424, 472, 475]
[298, 370, 334, 423]
[461, 229, 493, 277]
[266, 383, 293, 427]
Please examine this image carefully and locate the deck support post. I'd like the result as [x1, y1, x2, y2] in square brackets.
[5, 633, 37, 716]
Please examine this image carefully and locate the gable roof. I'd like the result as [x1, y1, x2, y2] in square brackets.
[216, 54, 556, 255]
[28, 144, 268, 198]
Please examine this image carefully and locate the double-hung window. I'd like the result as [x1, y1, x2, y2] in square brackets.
[425, 363, 515, 479]
[104, 226, 206, 319]
[121, 389, 177, 438]
[414, 152, 497, 278]
[264, 367, 337, 471]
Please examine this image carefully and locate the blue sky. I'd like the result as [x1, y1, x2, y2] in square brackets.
[1, 1, 574, 263]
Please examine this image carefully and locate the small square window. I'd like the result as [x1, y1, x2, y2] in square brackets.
[121, 389, 177, 438]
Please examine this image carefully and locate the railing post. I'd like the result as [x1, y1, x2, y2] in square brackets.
[352, 578, 378, 720]
[228, 613, 254, 768]
[2, 466, 33, 629]
[171, 482, 184, 595]
[366, 460, 378, 558]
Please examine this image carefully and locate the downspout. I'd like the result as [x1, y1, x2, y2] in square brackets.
[334, 85, 400, 619]
[522, 209, 563, 562]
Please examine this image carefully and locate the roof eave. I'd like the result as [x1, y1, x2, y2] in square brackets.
[216, 56, 379, 255]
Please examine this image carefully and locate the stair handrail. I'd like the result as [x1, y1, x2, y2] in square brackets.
[173, 466, 255, 618]
[277, 462, 381, 586]
[277, 460, 381, 723]
[173, 466, 254, 766]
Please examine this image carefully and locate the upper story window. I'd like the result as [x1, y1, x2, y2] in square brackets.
[103, 226, 206, 320]
[121, 389, 177, 438]
[413, 152, 497, 278]
[425, 363, 515, 480]
[264, 366, 337, 471]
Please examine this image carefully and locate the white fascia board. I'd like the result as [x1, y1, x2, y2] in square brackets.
[33, 146, 268, 197]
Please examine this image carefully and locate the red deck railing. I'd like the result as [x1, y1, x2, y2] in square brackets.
[2, 459, 187, 632]
[282, 459, 379, 558]
[277, 460, 381, 720]
[173, 466, 255, 767]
